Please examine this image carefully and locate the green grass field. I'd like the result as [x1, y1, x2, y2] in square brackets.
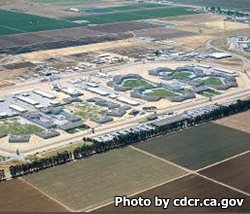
[202, 77, 223, 86]
[145, 88, 177, 97]
[202, 90, 221, 97]
[171, 71, 192, 80]
[85, 3, 165, 13]
[0, 9, 79, 36]
[68, 103, 106, 121]
[135, 123, 250, 170]
[24, 147, 187, 211]
[0, 119, 43, 135]
[68, 7, 200, 25]
[122, 79, 153, 89]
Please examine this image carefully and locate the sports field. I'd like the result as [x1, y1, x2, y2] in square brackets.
[122, 79, 152, 89]
[145, 88, 177, 97]
[24, 147, 187, 211]
[0, 119, 43, 135]
[68, 7, 200, 25]
[0, 9, 79, 36]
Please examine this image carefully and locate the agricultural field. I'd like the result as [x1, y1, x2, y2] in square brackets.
[169, 0, 250, 12]
[96, 174, 250, 212]
[122, 79, 153, 89]
[134, 123, 250, 170]
[67, 103, 106, 121]
[213, 110, 250, 134]
[0, 179, 66, 212]
[0, 9, 79, 36]
[0, 118, 43, 135]
[145, 88, 177, 97]
[200, 152, 250, 193]
[68, 7, 200, 25]
[24, 147, 187, 211]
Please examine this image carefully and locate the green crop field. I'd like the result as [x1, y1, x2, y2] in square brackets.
[169, 0, 250, 12]
[122, 79, 153, 89]
[0, 9, 79, 36]
[202, 90, 221, 97]
[68, 7, 200, 25]
[145, 89, 177, 97]
[171, 71, 192, 80]
[24, 147, 187, 211]
[85, 3, 165, 13]
[202, 77, 223, 86]
[0, 119, 43, 135]
[135, 123, 250, 170]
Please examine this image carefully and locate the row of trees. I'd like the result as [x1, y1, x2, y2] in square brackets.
[9, 151, 73, 178]
[8, 99, 250, 178]
[0, 169, 5, 182]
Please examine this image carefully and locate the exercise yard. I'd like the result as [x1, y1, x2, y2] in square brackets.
[202, 77, 223, 86]
[67, 103, 106, 121]
[170, 71, 192, 80]
[0, 118, 43, 135]
[122, 79, 153, 89]
[144, 88, 178, 97]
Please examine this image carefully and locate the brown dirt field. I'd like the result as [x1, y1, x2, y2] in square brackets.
[0, 68, 31, 80]
[200, 152, 250, 194]
[134, 27, 197, 40]
[95, 174, 250, 212]
[214, 110, 250, 134]
[0, 80, 14, 88]
[0, 178, 66, 212]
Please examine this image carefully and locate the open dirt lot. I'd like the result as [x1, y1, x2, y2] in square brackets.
[200, 152, 250, 194]
[95, 174, 250, 212]
[0, 178, 66, 212]
[214, 110, 250, 134]
[24, 147, 187, 211]
[134, 123, 250, 170]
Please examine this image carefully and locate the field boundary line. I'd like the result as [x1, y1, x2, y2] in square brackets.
[0, 24, 26, 33]
[82, 172, 192, 212]
[197, 150, 250, 172]
[18, 177, 74, 212]
[129, 145, 192, 173]
[196, 173, 250, 197]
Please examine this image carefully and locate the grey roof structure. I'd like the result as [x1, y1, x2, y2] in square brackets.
[9, 135, 30, 143]
[106, 108, 127, 117]
[91, 116, 113, 124]
[36, 130, 60, 139]
[59, 121, 86, 131]
[151, 115, 188, 127]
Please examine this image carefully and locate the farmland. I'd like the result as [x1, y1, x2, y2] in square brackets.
[24, 147, 187, 211]
[68, 7, 200, 25]
[0, 9, 79, 36]
[200, 152, 250, 193]
[0, 118, 43, 135]
[0, 179, 66, 212]
[134, 123, 250, 170]
[96, 174, 250, 212]
[169, 0, 250, 12]
[171, 71, 192, 80]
